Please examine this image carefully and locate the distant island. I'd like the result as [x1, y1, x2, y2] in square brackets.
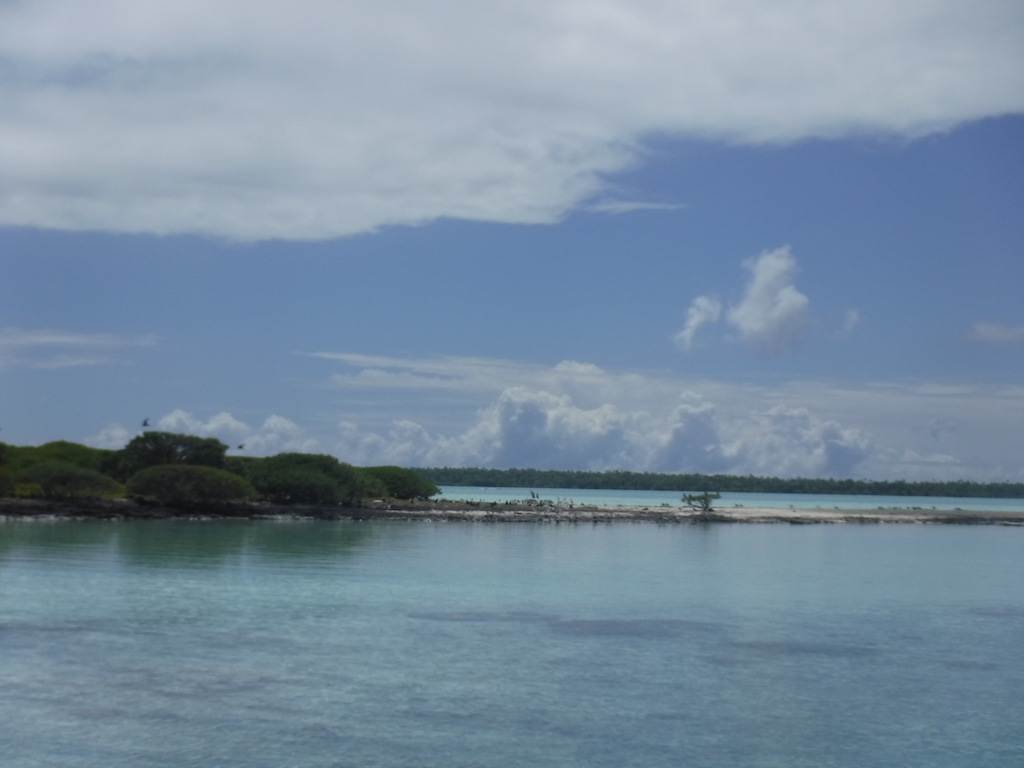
[417, 467, 1024, 499]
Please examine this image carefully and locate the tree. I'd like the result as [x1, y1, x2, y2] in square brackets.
[683, 492, 721, 518]
[127, 464, 256, 503]
[361, 466, 440, 500]
[109, 432, 228, 481]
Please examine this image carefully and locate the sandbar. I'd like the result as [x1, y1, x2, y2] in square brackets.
[1, 497, 1023, 525]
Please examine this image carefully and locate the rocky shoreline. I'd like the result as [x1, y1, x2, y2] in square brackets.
[2, 497, 1023, 525]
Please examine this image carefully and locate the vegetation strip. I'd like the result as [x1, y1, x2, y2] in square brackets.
[0, 432, 439, 505]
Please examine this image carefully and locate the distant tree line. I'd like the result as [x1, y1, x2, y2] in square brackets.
[417, 467, 1024, 499]
[0, 433, 439, 504]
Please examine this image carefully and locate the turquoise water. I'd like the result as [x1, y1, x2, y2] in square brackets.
[1, 520, 1023, 767]
[439, 485, 1024, 512]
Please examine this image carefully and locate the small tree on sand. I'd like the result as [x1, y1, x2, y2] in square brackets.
[683, 492, 721, 519]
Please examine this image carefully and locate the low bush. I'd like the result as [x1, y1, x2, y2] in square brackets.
[356, 470, 389, 500]
[127, 464, 256, 503]
[16, 462, 121, 499]
[362, 466, 440, 500]
[4, 441, 115, 475]
[249, 453, 363, 505]
[0, 466, 15, 497]
[224, 455, 259, 479]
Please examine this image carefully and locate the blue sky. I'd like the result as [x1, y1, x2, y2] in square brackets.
[1, 0, 1022, 480]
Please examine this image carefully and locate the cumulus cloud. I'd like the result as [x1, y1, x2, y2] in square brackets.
[0, 0, 1021, 240]
[87, 422, 132, 450]
[675, 246, 809, 356]
[726, 246, 810, 356]
[83, 354, 1024, 480]
[724, 406, 872, 478]
[86, 409, 322, 454]
[314, 351, 1024, 479]
[0, 327, 156, 370]
[328, 387, 874, 478]
[675, 295, 722, 350]
[972, 321, 1024, 346]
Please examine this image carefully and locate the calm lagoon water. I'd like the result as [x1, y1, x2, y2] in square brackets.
[2, 520, 1022, 767]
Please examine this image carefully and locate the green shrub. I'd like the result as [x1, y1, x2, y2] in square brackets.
[224, 455, 260, 479]
[127, 464, 256, 503]
[4, 441, 115, 475]
[16, 462, 121, 499]
[249, 453, 363, 505]
[0, 466, 15, 497]
[356, 470, 389, 500]
[362, 466, 440, 500]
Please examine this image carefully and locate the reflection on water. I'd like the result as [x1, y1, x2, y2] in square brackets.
[0, 521, 116, 557]
[0, 520, 377, 566]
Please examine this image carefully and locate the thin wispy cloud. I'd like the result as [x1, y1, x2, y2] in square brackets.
[0, 0, 1020, 240]
[972, 321, 1024, 347]
[0, 327, 156, 370]
[842, 309, 861, 334]
[588, 200, 687, 214]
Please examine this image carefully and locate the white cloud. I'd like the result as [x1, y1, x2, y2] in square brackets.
[723, 406, 873, 478]
[83, 354, 1024, 480]
[318, 352, 624, 402]
[87, 422, 132, 450]
[726, 246, 809, 356]
[675, 295, 722, 350]
[587, 200, 686, 214]
[676, 246, 810, 356]
[0, 0, 1021, 240]
[87, 409, 322, 454]
[329, 386, 875, 477]
[314, 351, 1024, 480]
[842, 309, 861, 334]
[0, 327, 156, 370]
[972, 321, 1024, 346]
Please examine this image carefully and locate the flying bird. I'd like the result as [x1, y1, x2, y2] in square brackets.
[237, 444, 245, 450]
[142, 418, 150, 427]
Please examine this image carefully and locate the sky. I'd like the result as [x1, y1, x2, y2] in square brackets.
[1, 0, 1023, 481]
